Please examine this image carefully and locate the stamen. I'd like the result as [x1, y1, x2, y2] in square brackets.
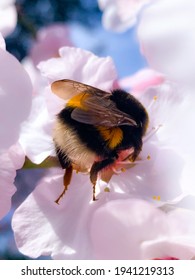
[121, 168, 126, 172]
[153, 195, 161, 201]
[104, 187, 110, 193]
[143, 124, 162, 142]
[112, 167, 122, 174]
[147, 95, 158, 110]
[118, 157, 150, 165]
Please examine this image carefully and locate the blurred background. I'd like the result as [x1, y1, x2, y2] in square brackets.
[1, 0, 146, 259]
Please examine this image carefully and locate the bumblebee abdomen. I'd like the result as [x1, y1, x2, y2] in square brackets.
[53, 118, 97, 170]
[96, 126, 123, 149]
[54, 106, 114, 163]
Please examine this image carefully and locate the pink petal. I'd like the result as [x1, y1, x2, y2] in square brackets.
[12, 169, 101, 259]
[143, 209, 195, 260]
[0, 33, 6, 50]
[30, 24, 73, 66]
[0, 4, 17, 37]
[0, 49, 32, 150]
[90, 199, 195, 259]
[138, 0, 195, 86]
[19, 93, 54, 164]
[38, 47, 117, 91]
[0, 144, 25, 220]
[90, 199, 167, 259]
[119, 68, 165, 94]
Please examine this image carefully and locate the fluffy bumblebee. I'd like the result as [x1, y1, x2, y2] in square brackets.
[51, 79, 149, 203]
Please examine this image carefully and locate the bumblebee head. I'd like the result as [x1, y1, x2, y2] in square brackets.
[111, 89, 149, 136]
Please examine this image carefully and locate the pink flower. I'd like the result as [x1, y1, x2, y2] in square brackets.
[30, 24, 73, 66]
[138, 0, 195, 87]
[98, 0, 154, 32]
[12, 47, 195, 259]
[0, 0, 17, 37]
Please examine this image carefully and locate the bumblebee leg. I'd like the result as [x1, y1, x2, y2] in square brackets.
[55, 165, 73, 204]
[90, 156, 117, 201]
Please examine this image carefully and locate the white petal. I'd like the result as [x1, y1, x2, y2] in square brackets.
[138, 0, 195, 87]
[0, 5, 17, 37]
[0, 33, 6, 50]
[0, 49, 32, 150]
[19, 93, 54, 164]
[142, 208, 195, 259]
[0, 144, 25, 220]
[12, 169, 101, 259]
[99, 0, 153, 32]
[90, 199, 167, 259]
[91, 199, 195, 259]
[38, 47, 117, 91]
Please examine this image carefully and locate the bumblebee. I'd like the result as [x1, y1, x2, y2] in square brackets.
[51, 79, 149, 203]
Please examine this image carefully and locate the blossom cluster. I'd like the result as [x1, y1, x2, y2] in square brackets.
[1, 0, 195, 260]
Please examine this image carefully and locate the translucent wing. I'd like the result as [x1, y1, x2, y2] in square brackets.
[72, 95, 137, 127]
[51, 79, 137, 127]
[51, 79, 110, 100]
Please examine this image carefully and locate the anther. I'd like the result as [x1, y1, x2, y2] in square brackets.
[104, 187, 110, 193]
[147, 95, 158, 110]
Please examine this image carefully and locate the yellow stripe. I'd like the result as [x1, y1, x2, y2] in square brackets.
[67, 92, 89, 109]
[97, 126, 123, 149]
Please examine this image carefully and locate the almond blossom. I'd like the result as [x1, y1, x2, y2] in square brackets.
[11, 46, 195, 259]
[0, 0, 17, 37]
[98, 0, 154, 32]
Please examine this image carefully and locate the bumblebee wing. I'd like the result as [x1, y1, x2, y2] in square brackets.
[51, 79, 110, 100]
[51, 79, 137, 127]
[71, 95, 137, 127]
